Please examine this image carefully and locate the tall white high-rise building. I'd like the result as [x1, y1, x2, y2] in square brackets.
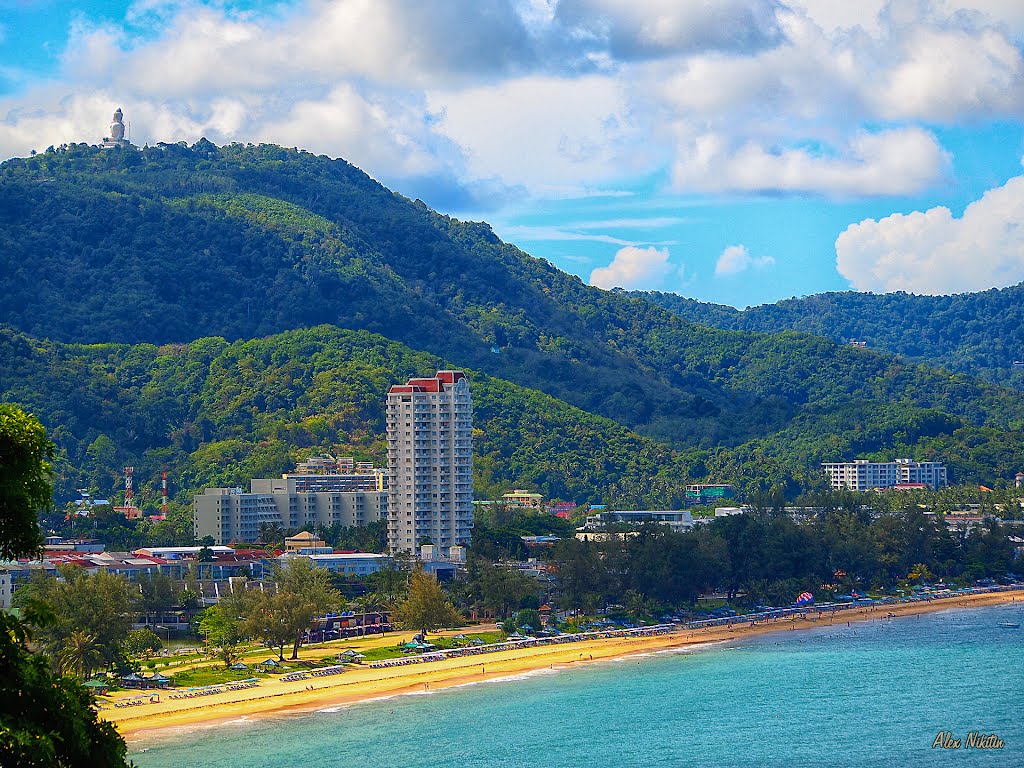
[386, 371, 473, 555]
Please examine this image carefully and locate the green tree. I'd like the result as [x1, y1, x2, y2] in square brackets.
[553, 539, 607, 616]
[0, 406, 128, 767]
[139, 572, 177, 611]
[365, 567, 409, 608]
[0, 404, 53, 559]
[122, 628, 162, 659]
[478, 562, 537, 620]
[512, 608, 542, 634]
[239, 590, 303, 662]
[238, 559, 340, 660]
[276, 558, 341, 659]
[394, 570, 462, 631]
[1, 613, 128, 768]
[179, 586, 201, 609]
[55, 630, 104, 679]
[27, 568, 136, 671]
[199, 602, 243, 667]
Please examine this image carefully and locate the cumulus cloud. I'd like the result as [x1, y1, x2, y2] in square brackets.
[670, 127, 950, 196]
[426, 74, 650, 195]
[556, 0, 786, 58]
[872, 27, 1024, 121]
[590, 245, 682, 289]
[715, 244, 775, 276]
[835, 172, 1024, 294]
[1, 0, 1023, 201]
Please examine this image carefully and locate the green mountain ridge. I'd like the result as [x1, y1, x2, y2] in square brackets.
[638, 285, 1024, 390]
[3, 141, 1024, 508]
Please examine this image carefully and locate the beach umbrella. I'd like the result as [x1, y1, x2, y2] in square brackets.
[230, 663, 249, 670]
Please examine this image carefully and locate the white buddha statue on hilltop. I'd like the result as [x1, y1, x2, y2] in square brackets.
[110, 108, 125, 141]
[102, 107, 130, 148]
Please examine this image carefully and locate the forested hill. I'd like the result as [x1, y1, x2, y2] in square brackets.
[638, 286, 1024, 390]
[4, 141, 1024, 483]
[4, 325, 1024, 520]
[0, 325, 697, 513]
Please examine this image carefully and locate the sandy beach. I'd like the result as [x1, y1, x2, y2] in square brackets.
[108, 589, 1023, 742]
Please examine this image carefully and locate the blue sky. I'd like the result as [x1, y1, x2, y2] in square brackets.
[3, 1, 1024, 307]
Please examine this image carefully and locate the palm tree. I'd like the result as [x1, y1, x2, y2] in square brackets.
[365, 567, 409, 610]
[56, 630, 104, 679]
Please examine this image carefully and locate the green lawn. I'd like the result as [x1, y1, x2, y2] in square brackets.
[170, 666, 270, 687]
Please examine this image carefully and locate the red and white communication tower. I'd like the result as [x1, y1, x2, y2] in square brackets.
[124, 466, 134, 504]
[115, 466, 142, 519]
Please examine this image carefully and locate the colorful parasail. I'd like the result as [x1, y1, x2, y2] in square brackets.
[796, 592, 814, 605]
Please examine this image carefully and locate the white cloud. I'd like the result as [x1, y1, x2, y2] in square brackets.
[670, 127, 950, 196]
[556, 0, 785, 58]
[497, 224, 638, 246]
[872, 27, 1024, 121]
[715, 244, 775, 276]
[254, 84, 452, 179]
[1, 0, 1023, 201]
[590, 245, 682, 289]
[835, 172, 1024, 294]
[427, 74, 653, 195]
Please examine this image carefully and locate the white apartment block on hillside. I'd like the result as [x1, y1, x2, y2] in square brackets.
[822, 458, 947, 492]
[386, 371, 473, 556]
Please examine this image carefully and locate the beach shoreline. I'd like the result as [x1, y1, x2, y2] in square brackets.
[112, 589, 1023, 744]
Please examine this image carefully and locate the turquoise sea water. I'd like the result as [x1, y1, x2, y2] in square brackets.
[132, 603, 1024, 768]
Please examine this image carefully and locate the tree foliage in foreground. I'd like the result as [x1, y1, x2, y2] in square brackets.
[0, 614, 128, 768]
[0, 403, 52, 559]
[0, 406, 128, 767]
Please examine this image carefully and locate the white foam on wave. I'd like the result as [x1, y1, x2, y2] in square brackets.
[458, 666, 563, 687]
[652, 640, 730, 655]
[612, 652, 653, 662]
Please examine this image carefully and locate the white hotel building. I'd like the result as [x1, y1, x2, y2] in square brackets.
[386, 371, 473, 555]
[192, 466, 387, 545]
[822, 458, 948, 492]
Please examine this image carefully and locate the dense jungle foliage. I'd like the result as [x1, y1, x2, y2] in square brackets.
[640, 285, 1024, 390]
